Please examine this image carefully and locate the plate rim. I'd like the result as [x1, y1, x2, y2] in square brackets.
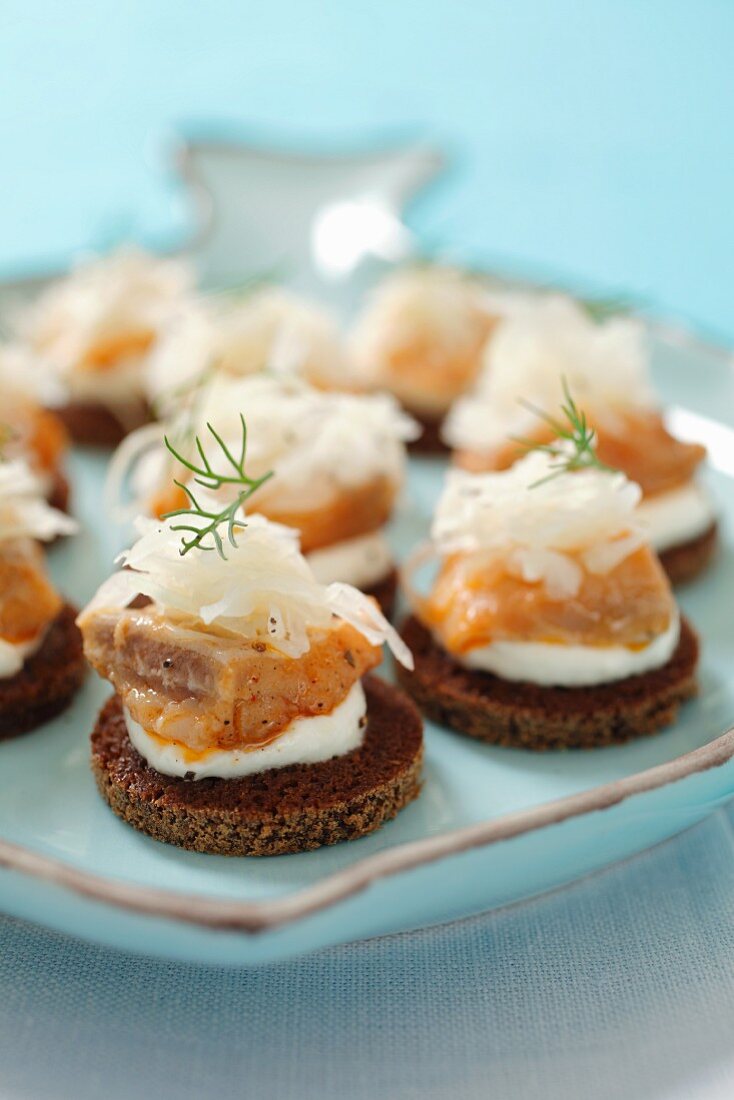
[1, 718, 733, 934]
[0, 308, 732, 938]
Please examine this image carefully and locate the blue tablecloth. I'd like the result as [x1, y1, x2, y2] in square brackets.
[2, 3, 733, 1096]
[3, 807, 734, 1099]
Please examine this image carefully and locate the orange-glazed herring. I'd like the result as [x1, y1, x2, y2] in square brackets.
[456, 407, 705, 499]
[386, 322, 496, 409]
[0, 541, 61, 646]
[22, 406, 68, 475]
[79, 328, 155, 373]
[150, 474, 396, 554]
[424, 545, 675, 658]
[82, 608, 381, 754]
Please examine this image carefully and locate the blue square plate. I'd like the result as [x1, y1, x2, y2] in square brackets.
[0, 306, 731, 965]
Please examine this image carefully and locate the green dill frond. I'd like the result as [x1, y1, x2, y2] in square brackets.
[579, 294, 637, 323]
[162, 413, 273, 558]
[512, 377, 615, 488]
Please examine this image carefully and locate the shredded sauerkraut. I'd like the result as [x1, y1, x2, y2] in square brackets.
[0, 344, 65, 406]
[146, 286, 351, 411]
[15, 246, 194, 382]
[82, 511, 413, 667]
[0, 459, 77, 542]
[432, 449, 644, 598]
[443, 293, 656, 452]
[349, 264, 494, 384]
[107, 374, 419, 518]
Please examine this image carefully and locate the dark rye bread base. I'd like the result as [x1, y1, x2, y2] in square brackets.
[364, 567, 398, 620]
[47, 469, 71, 515]
[397, 615, 699, 751]
[406, 410, 449, 456]
[54, 398, 150, 447]
[0, 603, 85, 740]
[659, 522, 718, 586]
[90, 676, 424, 856]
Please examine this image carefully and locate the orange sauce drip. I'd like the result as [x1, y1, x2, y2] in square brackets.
[142, 729, 209, 763]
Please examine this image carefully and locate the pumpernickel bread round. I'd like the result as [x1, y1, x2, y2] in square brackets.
[91, 675, 424, 856]
[407, 411, 449, 455]
[0, 603, 85, 739]
[365, 567, 398, 620]
[659, 522, 718, 586]
[47, 469, 71, 516]
[54, 399, 150, 447]
[397, 614, 699, 751]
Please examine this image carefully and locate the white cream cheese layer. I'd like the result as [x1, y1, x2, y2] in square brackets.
[124, 680, 367, 780]
[0, 632, 45, 679]
[456, 610, 680, 687]
[306, 530, 393, 589]
[637, 481, 715, 553]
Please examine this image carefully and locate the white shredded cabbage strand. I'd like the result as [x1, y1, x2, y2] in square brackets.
[0, 344, 65, 406]
[433, 449, 644, 597]
[107, 374, 419, 517]
[349, 264, 493, 384]
[15, 246, 194, 380]
[0, 459, 77, 542]
[83, 512, 413, 667]
[146, 286, 351, 411]
[443, 293, 656, 451]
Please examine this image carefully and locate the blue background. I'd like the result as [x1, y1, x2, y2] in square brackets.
[2, 1, 733, 333]
[2, 9, 734, 1095]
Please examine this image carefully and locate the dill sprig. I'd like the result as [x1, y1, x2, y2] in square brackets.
[580, 294, 637, 322]
[512, 378, 614, 487]
[162, 413, 273, 558]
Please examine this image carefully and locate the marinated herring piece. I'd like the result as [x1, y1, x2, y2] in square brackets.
[78, 511, 412, 771]
[107, 374, 417, 601]
[0, 459, 83, 731]
[147, 285, 353, 415]
[0, 345, 70, 509]
[13, 246, 194, 442]
[444, 294, 716, 578]
[420, 450, 678, 674]
[83, 607, 380, 753]
[398, 443, 698, 748]
[80, 496, 421, 854]
[349, 265, 497, 438]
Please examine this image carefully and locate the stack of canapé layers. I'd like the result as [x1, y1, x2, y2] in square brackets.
[0, 250, 715, 854]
